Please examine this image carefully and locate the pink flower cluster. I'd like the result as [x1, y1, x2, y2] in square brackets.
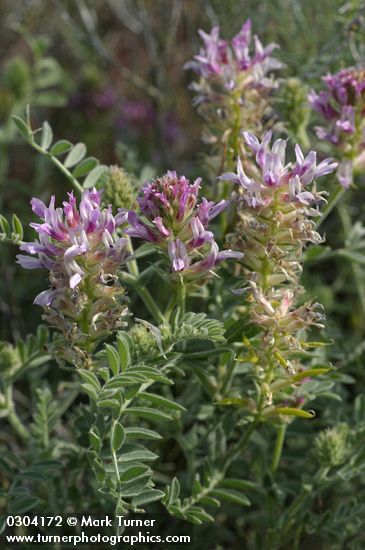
[309, 67, 365, 187]
[17, 188, 128, 306]
[186, 19, 282, 102]
[220, 131, 337, 207]
[126, 170, 242, 278]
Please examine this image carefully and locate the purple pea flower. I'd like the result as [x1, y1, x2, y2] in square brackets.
[309, 67, 365, 188]
[168, 239, 242, 276]
[185, 19, 282, 95]
[126, 171, 243, 278]
[168, 240, 189, 272]
[17, 188, 129, 304]
[219, 131, 337, 207]
[192, 26, 229, 77]
[16, 188, 130, 364]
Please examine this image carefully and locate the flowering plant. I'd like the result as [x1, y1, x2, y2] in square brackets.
[2, 5, 365, 549]
[221, 132, 336, 414]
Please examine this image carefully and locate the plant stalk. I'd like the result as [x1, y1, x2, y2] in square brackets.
[5, 385, 29, 442]
[176, 277, 186, 317]
[222, 418, 259, 472]
[271, 422, 287, 472]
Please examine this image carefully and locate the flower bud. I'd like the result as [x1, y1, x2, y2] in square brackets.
[314, 424, 351, 467]
[129, 324, 158, 358]
[100, 165, 137, 210]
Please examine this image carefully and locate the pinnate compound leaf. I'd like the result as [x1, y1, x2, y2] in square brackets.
[117, 332, 132, 371]
[105, 344, 120, 376]
[119, 465, 151, 483]
[275, 407, 315, 419]
[174, 312, 226, 343]
[126, 407, 173, 423]
[118, 449, 158, 463]
[168, 477, 180, 506]
[11, 214, 24, 241]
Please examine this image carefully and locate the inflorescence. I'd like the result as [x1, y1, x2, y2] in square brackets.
[309, 67, 365, 188]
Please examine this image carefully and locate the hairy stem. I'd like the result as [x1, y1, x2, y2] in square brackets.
[119, 271, 165, 325]
[219, 351, 237, 397]
[176, 277, 186, 317]
[316, 184, 346, 229]
[29, 139, 84, 195]
[5, 385, 29, 442]
[271, 422, 287, 472]
[111, 446, 123, 535]
[338, 203, 365, 320]
[222, 418, 259, 472]
[125, 236, 140, 279]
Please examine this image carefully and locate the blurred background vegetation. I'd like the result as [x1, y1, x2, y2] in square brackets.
[2, 1, 365, 547]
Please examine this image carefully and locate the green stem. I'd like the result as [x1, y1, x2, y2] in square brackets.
[222, 418, 259, 472]
[122, 238, 165, 325]
[338, 203, 365, 320]
[5, 386, 29, 442]
[283, 466, 329, 526]
[164, 294, 176, 321]
[219, 351, 237, 396]
[29, 139, 84, 195]
[111, 447, 123, 536]
[179, 471, 224, 514]
[137, 286, 166, 325]
[119, 272, 165, 326]
[271, 423, 287, 472]
[125, 236, 139, 279]
[176, 277, 186, 317]
[284, 491, 310, 526]
[316, 185, 346, 229]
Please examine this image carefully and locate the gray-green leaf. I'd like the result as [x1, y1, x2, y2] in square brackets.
[64, 143, 87, 168]
[83, 165, 108, 188]
[111, 421, 125, 452]
[40, 121, 53, 150]
[50, 140, 73, 155]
